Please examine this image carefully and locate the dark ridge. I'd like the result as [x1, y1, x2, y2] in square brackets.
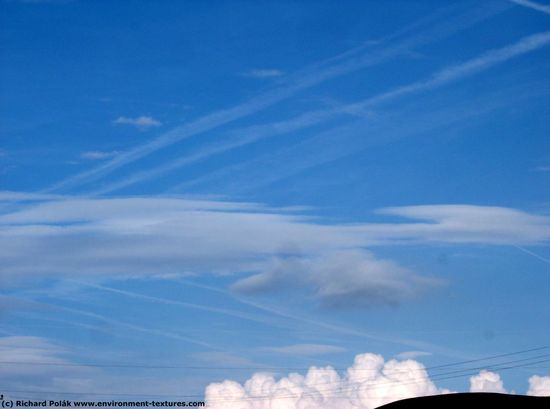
[376, 393, 549, 409]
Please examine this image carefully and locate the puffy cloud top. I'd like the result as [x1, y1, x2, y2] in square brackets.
[205, 353, 447, 409]
[205, 353, 550, 408]
[469, 370, 506, 393]
[528, 375, 550, 396]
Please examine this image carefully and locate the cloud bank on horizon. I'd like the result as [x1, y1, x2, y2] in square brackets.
[205, 351, 550, 408]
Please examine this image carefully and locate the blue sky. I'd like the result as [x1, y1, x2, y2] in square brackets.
[1, 0, 550, 406]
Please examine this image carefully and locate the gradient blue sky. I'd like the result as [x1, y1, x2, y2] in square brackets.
[1, 0, 550, 404]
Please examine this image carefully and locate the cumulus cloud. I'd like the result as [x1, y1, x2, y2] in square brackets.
[80, 151, 118, 160]
[528, 375, 550, 396]
[205, 353, 549, 408]
[113, 116, 162, 130]
[469, 370, 507, 393]
[205, 352, 448, 409]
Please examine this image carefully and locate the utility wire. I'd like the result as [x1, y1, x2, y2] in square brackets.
[0, 344, 548, 372]
[3, 348, 550, 401]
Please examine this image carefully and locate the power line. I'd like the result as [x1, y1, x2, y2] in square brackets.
[0, 344, 548, 372]
[3, 348, 550, 401]
[205, 356, 550, 403]
[209, 353, 550, 402]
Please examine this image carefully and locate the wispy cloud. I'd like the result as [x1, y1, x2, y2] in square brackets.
[106, 30, 550, 194]
[174, 80, 532, 193]
[72, 280, 285, 328]
[51, 302, 218, 349]
[0, 335, 206, 400]
[45, 3, 509, 193]
[510, 0, 550, 15]
[80, 151, 118, 160]
[243, 69, 284, 78]
[261, 344, 346, 356]
[178, 280, 469, 358]
[91, 108, 341, 195]
[2, 196, 549, 307]
[514, 245, 550, 265]
[113, 116, 162, 130]
[193, 351, 258, 367]
[395, 350, 432, 360]
[0, 191, 63, 201]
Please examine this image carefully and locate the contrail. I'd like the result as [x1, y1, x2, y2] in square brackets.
[45, 2, 510, 193]
[106, 30, 550, 194]
[514, 245, 550, 265]
[510, 0, 550, 15]
[41, 301, 220, 350]
[171, 77, 542, 193]
[71, 280, 289, 329]
[177, 279, 472, 361]
[7, 294, 218, 348]
[89, 108, 340, 195]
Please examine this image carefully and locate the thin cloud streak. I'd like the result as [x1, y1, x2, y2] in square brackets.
[91, 108, 340, 195]
[173, 81, 528, 193]
[510, 0, 550, 15]
[514, 245, 550, 265]
[2, 198, 549, 307]
[177, 280, 472, 361]
[44, 3, 510, 193]
[122, 30, 550, 194]
[71, 280, 289, 329]
[37, 301, 220, 350]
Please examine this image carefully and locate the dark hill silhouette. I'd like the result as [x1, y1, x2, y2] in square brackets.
[376, 393, 549, 409]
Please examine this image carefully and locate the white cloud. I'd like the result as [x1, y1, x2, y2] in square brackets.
[528, 375, 550, 396]
[0, 196, 437, 307]
[80, 151, 118, 160]
[262, 344, 346, 356]
[113, 116, 162, 130]
[0, 191, 63, 201]
[1, 196, 549, 306]
[535, 165, 550, 172]
[0, 336, 88, 378]
[243, 69, 284, 78]
[205, 352, 448, 409]
[469, 370, 507, 393]
[205, 352, 549, 408]
[0, 336, 204, 400]
[369, 205, 550, 245]
[231, 250, 441, 308]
